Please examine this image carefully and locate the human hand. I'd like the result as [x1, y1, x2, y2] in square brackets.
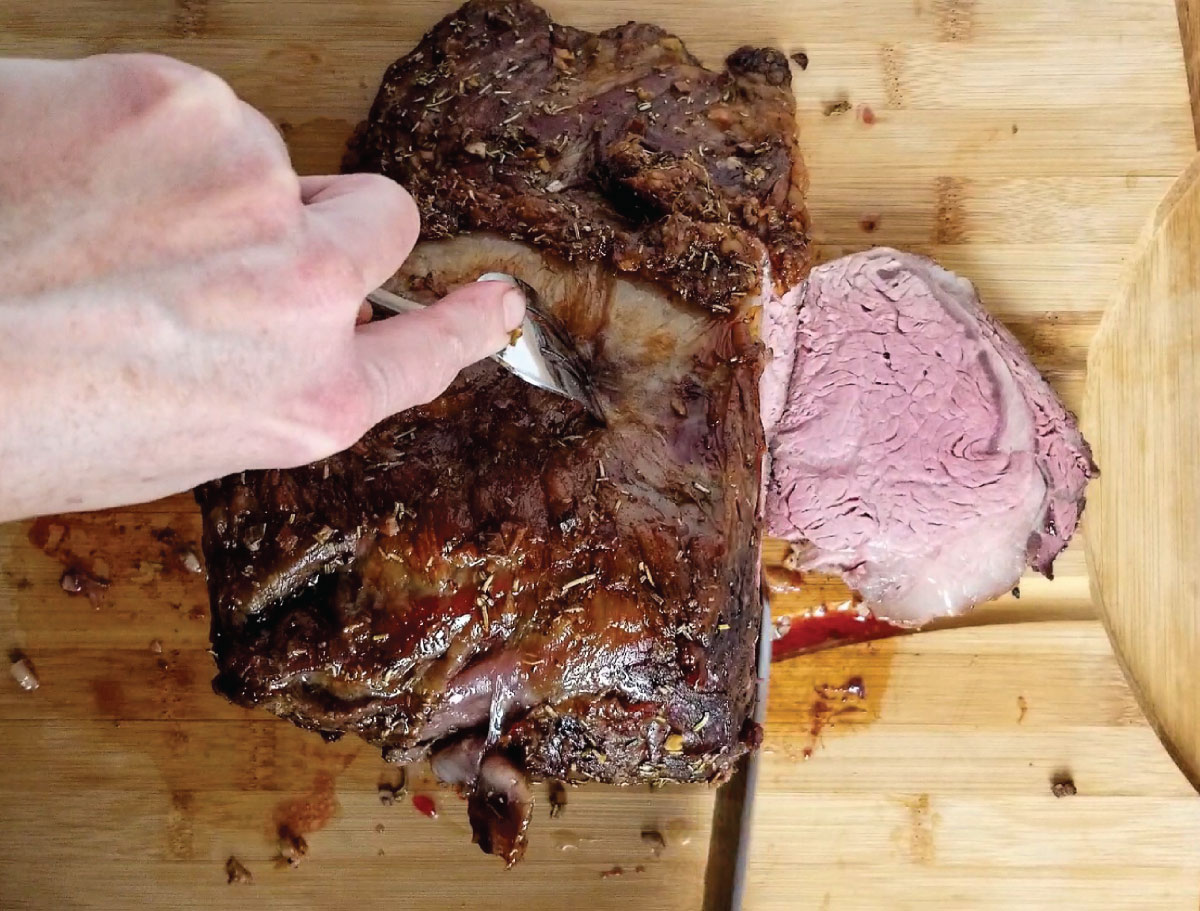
[0, 53, 524, 523]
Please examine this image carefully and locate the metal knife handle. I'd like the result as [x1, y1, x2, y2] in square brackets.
[365, 287, 428, 315]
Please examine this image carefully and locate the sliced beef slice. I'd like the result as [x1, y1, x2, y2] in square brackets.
[764, 248, 1096, 624]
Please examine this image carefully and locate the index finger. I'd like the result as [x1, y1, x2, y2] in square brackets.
[300, 172, 420, 293]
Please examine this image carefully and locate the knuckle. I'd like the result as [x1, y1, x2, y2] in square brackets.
[127, 53, 233, 106]
[101, 53, 241, 135]
[174, 64, 239, 112]
[253, 163, 302, 213]
[217, 134, 297, 223]
[411, 368, 458, 408]
[355, 352, 449, 426]
[355, 331, 455, 423]
[442, 329, 470, 371]
[411, 358, 462, 408]
[206, 162, 300, 246]
[106, 53, 192, 90]
[220, 186, 299, 250]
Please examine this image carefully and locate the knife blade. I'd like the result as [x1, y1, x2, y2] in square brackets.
[703, 594, 772, 911]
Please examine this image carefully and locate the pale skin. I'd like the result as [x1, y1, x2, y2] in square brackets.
[0, 53, 525, 523]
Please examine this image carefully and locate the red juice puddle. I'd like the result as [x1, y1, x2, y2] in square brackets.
[771, 610, 905, 662]
[412, 794, 438, 818]
[797, 676, 879, 759]
[272, 771, 341, 839]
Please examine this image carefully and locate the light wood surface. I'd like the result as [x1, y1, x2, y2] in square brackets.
[1177, 0, 1200, 144]
[1085, 153, 1200, 790]
[0, 1, 1197, 909]
[745, 624, 1200, 911]
[0, 505, 719, 911]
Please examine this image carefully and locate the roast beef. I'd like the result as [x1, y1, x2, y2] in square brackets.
[195, 0, 807, 865]
[763, 248, 1097, 624]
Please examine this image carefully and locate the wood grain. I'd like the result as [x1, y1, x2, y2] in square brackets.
[1177, 0, 1200, 143]
[0, 1, 1197, 908]
[744, 624, 1200, 910]
[1085, 152, 1200, 790]
[0, 499, 719, 911]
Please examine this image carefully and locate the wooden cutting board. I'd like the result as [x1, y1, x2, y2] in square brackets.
[0, 1, 1197, 909]
[1085, 153, 1200, 789]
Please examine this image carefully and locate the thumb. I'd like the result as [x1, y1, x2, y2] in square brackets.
[354, 279, 526, 423]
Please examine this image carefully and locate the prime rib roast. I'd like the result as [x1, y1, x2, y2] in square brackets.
[196, 0, 808, 864]
[195, 0, 1094, 865]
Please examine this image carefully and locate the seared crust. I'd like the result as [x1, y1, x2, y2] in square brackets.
[345, 0, 809, 309]
[198, 251, 767, 782]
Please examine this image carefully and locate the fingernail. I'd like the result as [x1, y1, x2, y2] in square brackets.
[501, 287, 527, 330]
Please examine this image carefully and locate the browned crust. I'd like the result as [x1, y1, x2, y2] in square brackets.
[345, 0, 809, 310]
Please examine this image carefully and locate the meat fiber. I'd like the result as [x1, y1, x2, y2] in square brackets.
[196, 0, 808, 865]
[764, 248, 1096, 624]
